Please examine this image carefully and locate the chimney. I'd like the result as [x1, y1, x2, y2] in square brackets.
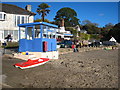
[60, 19, 65, 33]
[25, 5, 31, 11]
[61, 19, 64, 27]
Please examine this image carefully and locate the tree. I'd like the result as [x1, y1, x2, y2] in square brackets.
[54, 7, 80, 27]
[104, 23, 114, 30]
[80, 33, 91, 40]
[36, 3, 50, 22]
[34, 18, 56, 25]
[100, 23, 114, 41]
[82, 20, 99, 26]
[34, 19, 50, 23]
[108, 23, 120, 42]
[82, 20, 100, 34]
[82, 20, 92, 25]
[65, 27, 78, 40]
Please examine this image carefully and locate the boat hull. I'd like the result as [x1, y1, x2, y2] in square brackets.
[14, 58, 49, 69]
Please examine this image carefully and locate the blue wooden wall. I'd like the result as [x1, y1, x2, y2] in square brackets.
[19, 38, 57, 52]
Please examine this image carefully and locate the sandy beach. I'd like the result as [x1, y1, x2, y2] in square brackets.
[2, 47, 119, 88]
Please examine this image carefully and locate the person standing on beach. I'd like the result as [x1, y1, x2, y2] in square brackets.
[76, 42, 79, 52]
[72, 44, 75, 52]
[72, 43, 79, 52]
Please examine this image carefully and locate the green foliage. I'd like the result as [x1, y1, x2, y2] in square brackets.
[83, 24, 100, 34]
[79, 33, 90, 40]
[72, 29, 78, 37]
[34, 19, 50, 23]
[54, 7, 80, 27]
[1, 42, 19, 48]
[38, 3, 50, 9]
[66, 27, 78, 40]
[66, 27, 100, 40]
[100, 23, 114, 41]
[36, 3, 50, 22]
[90, 34, 100, 40]
[66, 27, 77, 36]
[34, 19, 56, 25]
[82, 20, 100, 34]
[104, 23, 114, 29]
[82, 20, 99, 26]
[108, 23, 120, 42]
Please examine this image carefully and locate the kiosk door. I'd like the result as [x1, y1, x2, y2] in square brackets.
[43, 41, 48, 52]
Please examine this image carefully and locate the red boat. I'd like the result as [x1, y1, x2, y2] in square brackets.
[14, 58, 50, 69]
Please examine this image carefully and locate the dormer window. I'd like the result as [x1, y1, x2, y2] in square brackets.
[0, 12, 6, 21]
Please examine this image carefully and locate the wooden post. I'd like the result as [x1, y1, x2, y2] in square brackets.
[19, 27, 21, 40]
[40, 25, 43, 39]
[25, 27, 27, 39]
[32, 26, 35, 39]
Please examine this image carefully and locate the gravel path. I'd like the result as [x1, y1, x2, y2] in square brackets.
[2, 48, 119, 88]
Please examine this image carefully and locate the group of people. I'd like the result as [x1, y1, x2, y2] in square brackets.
[71, 42, 79, 52]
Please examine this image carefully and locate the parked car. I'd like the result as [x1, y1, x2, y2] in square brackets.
[88, 41, 102, 47]
[57, 44, 61, 48]
[102, 41, 116, 46]
[57, 40, 72, 48]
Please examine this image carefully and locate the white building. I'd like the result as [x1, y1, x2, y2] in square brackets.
[56, 19, 73, 40]
[57, 29, 73, 40]
[0, 4, 36, 42]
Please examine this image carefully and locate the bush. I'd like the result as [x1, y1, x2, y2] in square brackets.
[80, 33, 90, 40]
[90, 34, 100, 40]
[2, 42, 19, 48]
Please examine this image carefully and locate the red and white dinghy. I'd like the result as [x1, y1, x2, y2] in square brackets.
[14, 57, 50, 69]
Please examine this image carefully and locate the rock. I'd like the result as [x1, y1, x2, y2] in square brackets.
[78, 61, 83, 64]
[61, 62, 64, 64]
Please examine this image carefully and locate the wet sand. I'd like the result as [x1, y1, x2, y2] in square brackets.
[2, 48, 119, 88]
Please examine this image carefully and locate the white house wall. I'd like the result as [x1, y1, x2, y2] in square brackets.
[28, 16, 34, 23]
[0, 13, 34, 30]
[0, 13, 34, 41]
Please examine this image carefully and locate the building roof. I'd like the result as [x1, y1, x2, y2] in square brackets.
[109, 37, 117, 42]
[1, 3, 36, 15]
[18, 22, 58, 28]
[64, 33, 73, 36]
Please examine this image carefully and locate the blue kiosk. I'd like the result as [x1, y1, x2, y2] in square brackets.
[18, 22, 58, 53]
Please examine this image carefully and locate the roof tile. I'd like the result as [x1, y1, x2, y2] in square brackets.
[1, 3, 36, 15]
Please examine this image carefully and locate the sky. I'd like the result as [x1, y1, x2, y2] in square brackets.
[1, 0, 120, 2]
[1, 2, 119, 27]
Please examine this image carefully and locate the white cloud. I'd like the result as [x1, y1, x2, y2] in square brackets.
[98, 13, 105, 16]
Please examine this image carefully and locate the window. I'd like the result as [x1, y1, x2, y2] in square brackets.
[0, 14, 2, 19]
[4, 30, 19, 41]
[25, 16, 28, 23]
[4, 14, 6, 20]
[9, 30, 13, 35]
[4, 30, 9, 38]
[14, 30, 18, 40]
[15, 16, 16, 26]
[22, 16, 24, 24]
[43, 25, 46, 29]
[17, 16, 20, 25]
[0, 12, 6, 20]
[15, 15, 28, 26]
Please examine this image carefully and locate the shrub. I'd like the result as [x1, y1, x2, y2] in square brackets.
[2, 42, 19, 48]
